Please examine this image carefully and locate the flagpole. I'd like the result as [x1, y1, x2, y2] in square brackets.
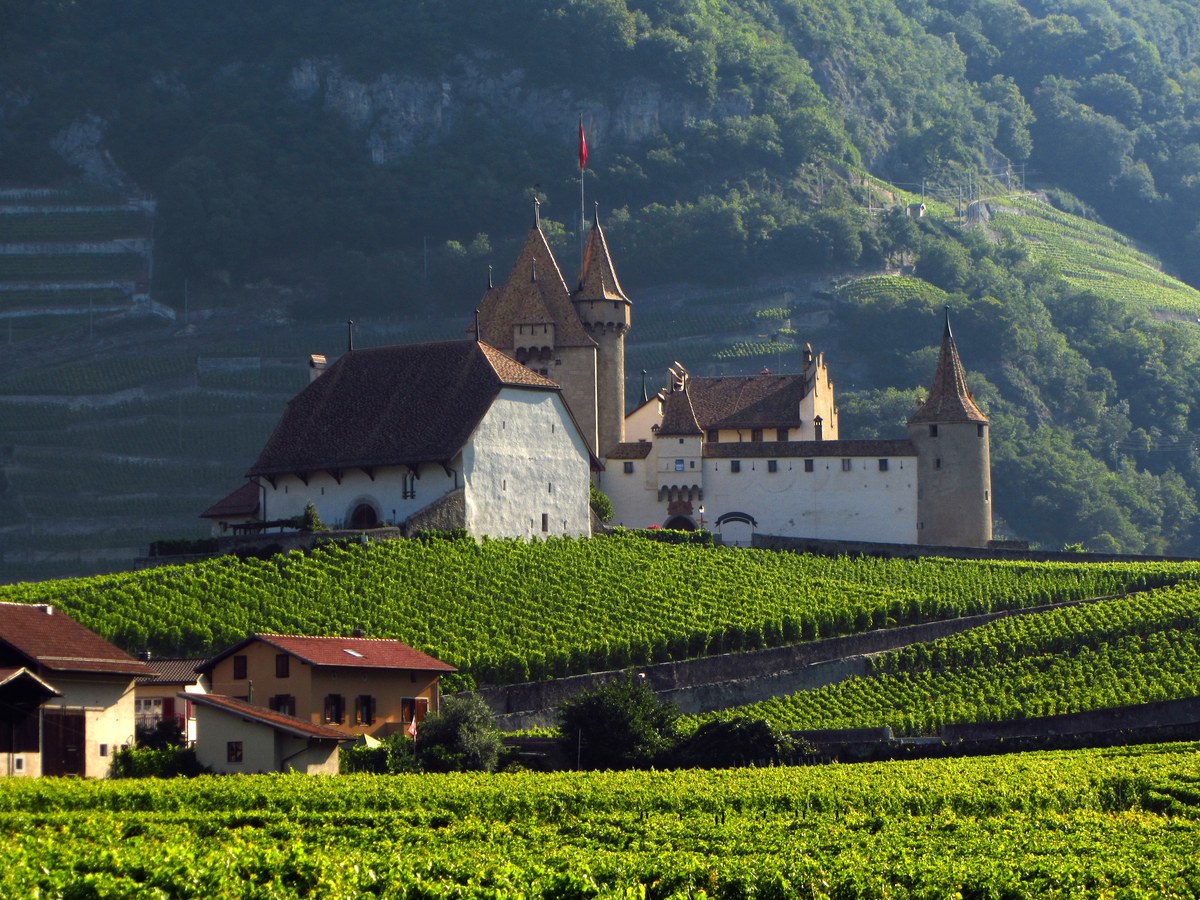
[579, 113, 587, 269]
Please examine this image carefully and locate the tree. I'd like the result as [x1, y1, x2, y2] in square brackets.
[589, 482, 614, 523]
[557, 674, 679, 770]
[415, 693, 503, 773]
[665, 717, 807, 769]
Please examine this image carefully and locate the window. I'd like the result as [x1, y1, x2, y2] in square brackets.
[841, 458, 852, 472]
[623, 461, 634, 474]
[878, 459, 889, 472]
[935, 458, 942, 469]
[814, 417, 823, 441]
[227, 741, 243, 763]
[978, 424, 985, 437]
[689, 460, 695, 469]
[276, 653, 290, 678]
[541, 513, 549, 533]
[767, 460, 778, 473]
[776, 428, 789, 442]
[675, 459, 684, 472]
[268, 694, 295, 716]
[804, 459, 814, 473]
[325, 694, 345, 725]
[707, 429, 719, 443]
[678, 438, 684, 444]
[232, 655, 247, 680]
[355, 695, 376, 727]
[403, 471, 416, 499]
[751, 428, 763, 442]
[548, 482, 553, 493]
[99, 743, 108, 758]
[929, 424, 939, 437]
[730, 460, 741, 473]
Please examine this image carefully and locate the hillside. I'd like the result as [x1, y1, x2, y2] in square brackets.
[4, 0, 1200, 574]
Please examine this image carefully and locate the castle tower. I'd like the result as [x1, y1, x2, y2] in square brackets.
[473, 201, 600, 454]
[572, 205, 631, 456]
[907, 310, 992, 547]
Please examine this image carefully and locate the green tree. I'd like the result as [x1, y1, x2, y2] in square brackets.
[557, 673, 679, 770]
[589, 482, 614, 523]
[415, 693, 503, 773]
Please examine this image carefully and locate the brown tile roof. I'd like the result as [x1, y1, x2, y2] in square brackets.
[187, 693, 349, 741]
[248, 340, 559, 477]
[137, 657, 208, 685]
[607, 441, 654, 460]
[573, 213, 630, 303]
[200, 482, 259, 519]
[0, 602, 148, 677]
[474, 223, 596, 350]
[704, 439, 916, 459]
[658, 388, 704, 436]
[198, 634, 456, 675]
[686, 374, 810, 430]
[909, 314, 988, 425]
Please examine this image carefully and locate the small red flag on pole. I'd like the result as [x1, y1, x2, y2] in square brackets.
[407, 716, 417, 738]
[579, 115, 588, 171]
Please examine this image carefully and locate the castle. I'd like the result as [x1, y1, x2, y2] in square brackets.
[474, 202, 993, 548]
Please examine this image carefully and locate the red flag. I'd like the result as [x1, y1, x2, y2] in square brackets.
[407, 717, 418, 738]
[579, 115, 588, 171]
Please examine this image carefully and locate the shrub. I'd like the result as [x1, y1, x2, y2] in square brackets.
[556, 674, 679, 770]
[111, 746, 208, 778]
[340, 733, 419, 774]
[415, 693, 503, 772]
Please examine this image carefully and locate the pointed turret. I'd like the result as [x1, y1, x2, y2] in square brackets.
[908, 309, 992, 548]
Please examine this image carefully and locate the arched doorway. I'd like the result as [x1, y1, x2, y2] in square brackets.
[349, 503, 380, 529]
[662, 515, 695, 531]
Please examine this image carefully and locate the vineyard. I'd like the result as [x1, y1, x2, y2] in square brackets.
[834, 273, 949, 311]
[1, 537, 1197, 686]
[701, 581, 1200, 735]
[0, 744, 1196, 897]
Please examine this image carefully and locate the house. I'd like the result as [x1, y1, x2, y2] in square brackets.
[601, 314, 990, 547]
[199, 482, 260, 537]
[0, 602, 147, 777]
[196, 633, 456, 739]
[0, 667, 61, 777]
[134, 657, 208, 744]
[186, 692, 347, 774]
[208, 338, 598, 540]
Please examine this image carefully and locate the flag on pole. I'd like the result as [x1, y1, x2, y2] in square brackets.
[407, 716, 418, 738]
[579, 115, 588, 171]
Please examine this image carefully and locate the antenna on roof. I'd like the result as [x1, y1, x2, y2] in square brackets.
[347, 319, 355, 352]
[487, 264, 493, 290]
[533, 196, 540, 228]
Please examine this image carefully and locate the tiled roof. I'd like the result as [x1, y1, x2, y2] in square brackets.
[187, 693, 348, 741]
[137, 657, 208, 685]
[474, 224, 596, 350]
[248, 340, 559, 477]
[198, 634, 456, 675]
[574, 214, 630, 303]
[0, 666, 61, 698]
[658, 388, 704, 436]
[909, 315, 988, 425]
[687, 374, 809, 430]
[0, 603, 148, 677]
[704, 439, 916, 459]
[607, 441, 654, 460]
[200, 482, 259, 519]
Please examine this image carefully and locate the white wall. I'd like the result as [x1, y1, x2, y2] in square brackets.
[463, 389, 592, 538]
[261, 463, 460, 529]
[45, 674, 138, 778]
[600, 455, 662, 530]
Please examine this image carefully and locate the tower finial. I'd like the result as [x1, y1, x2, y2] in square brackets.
[593, 200, 600, 226]
[641, 369, 648, 404]
[474, 307, 481, 341]
[944, 305, 953, 339]
[487, 264, 493, 290]
[533, 197, 540, 228]
[347, 319, 355, 353]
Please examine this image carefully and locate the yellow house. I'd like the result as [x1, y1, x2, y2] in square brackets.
[197, 634, 455, 739]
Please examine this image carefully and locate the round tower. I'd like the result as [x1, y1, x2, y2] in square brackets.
[907, 309, 992, 548]
[572, 205, 631, 457]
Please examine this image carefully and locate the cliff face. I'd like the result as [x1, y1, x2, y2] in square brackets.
[288, 55, 752, 165]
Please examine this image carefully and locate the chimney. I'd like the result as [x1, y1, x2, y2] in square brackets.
[308, 354, 327, 384]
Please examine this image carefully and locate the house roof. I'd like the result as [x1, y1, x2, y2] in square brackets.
[703, 439, 916, 459]
[137, 657, 208, 686]
[574, 212, 630, 303]
[200, 482, 259, 519]
[474, 217, 596, 350]
[186, 693, 349, 741]
[0, 666, 62, 701]
[197, 633, 456, 675]
[0, 603, 148, 677]
[909, 312, 988, 425]
[658, 387, 704, 436]
[607, 441, 654, 460]
[248, 340, 560, 477]
[686, 374, 811, 430]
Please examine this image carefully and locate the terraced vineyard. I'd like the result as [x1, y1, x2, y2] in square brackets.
[1, 744, 1197, 897]
[701, 581, 1200, 735]
[1, 536, 1196, 686]
[834, 273, 949, 310]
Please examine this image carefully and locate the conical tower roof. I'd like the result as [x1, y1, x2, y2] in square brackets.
[473, 203, 595, 350]
[909, 309, 988, 425]
[573, 206, 630, 303]
[658, 385, 704, 436]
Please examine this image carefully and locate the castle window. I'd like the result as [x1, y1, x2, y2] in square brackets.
[978, 424, 985, 437]
[804, 459, 814, 473]
[730, 461, 741, 473]
[403, 472, 417, 499]
[707, 429, 719, 443]
[548, 482, 553, 493]
[777, 428, 789, 442]
[675, 459, 684, 472]
[690, 460, 695, 469]
[623, 461, 634, 474]
[679, 438, 684, 444]
[985, 490, 990, 502]
[768, 460, 778, 473]
[751, 428, 763, 442]
[936, 458, 943, 469]
[814, 417, 824, 441]
[841, 459, 852, 472]
[929, 425, 939, 437]
[878, 459, 889, 472]
[541, 513, 549, 532]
